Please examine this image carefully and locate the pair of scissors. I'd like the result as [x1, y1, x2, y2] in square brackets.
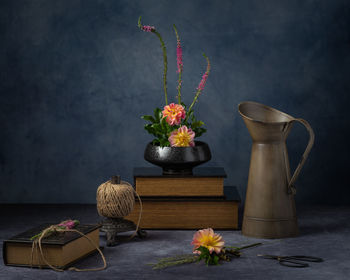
[257, 254, 324, 268]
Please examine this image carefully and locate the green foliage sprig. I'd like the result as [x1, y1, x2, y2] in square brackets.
[142, 108, 172, 147]
[148, 243, 262, 269]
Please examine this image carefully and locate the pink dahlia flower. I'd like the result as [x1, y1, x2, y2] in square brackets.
[162, 103, 186, 126]
[168, 126, 195, 147]
[191, 228, 224, 254]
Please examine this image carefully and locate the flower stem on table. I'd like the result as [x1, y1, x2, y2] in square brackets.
[149, 254, 198, 270]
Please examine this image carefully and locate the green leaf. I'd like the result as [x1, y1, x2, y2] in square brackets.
[138, 16, 142, 28]
[142, 115, 156, 123]
[161, 116, 167, 127]
[213, 255, 219, 265]
[187, 110, 194, 121]
[144, 124, 153, 131]
[144, 124, 157, 135]
[195, 246, 222, 266]
[159, 138, 170, 147]
[191, 121, 204, 130]
[196, 246, 210, 255]
[152, 123, 162, 131]
[154, 108, 162, 122]
[193, 127, 207, 138]
[191, 114, 196, 123]
[182, 119, 189, 127]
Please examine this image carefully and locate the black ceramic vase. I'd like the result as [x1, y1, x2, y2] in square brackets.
[144, 141, 212, 175]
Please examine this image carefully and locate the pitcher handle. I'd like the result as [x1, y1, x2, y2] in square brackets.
[287, 118, 315, 195]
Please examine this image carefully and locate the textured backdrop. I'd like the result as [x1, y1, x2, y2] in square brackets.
[1, 0, 349, 204]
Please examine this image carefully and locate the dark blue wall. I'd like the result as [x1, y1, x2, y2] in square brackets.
[1, 0, 349, 204]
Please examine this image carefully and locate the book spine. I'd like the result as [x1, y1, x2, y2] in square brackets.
[3, 241, 8, 265]
[126, 201, 239, 229]
[135, 177, 224, 196]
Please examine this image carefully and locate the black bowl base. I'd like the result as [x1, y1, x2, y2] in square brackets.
[162, 168, 193, 175]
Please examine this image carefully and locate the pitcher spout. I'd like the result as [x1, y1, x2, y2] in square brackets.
[238, 101, 294, 142]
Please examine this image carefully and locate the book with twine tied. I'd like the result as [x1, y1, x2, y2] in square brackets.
[3, 223, 102, 270]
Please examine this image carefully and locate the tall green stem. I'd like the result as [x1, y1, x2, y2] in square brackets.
[187, 87, 200, 116]
[177, 71, 182, 105]
[154, 31, 168, 105]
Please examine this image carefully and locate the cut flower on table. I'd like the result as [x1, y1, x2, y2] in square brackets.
[149, 228, 262, 269]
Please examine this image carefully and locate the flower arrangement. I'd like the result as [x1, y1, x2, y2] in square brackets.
[149, 228, 261, 269]
[138, 17, 210, 147]
[30, 219, 80, 240]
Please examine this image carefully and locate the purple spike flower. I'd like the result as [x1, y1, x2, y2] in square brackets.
[176, 40, 183, 74]
[196, 58, 210, 93]
[141, 25, 155, 32]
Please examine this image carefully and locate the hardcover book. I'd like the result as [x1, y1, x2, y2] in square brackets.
[126, 186, 240, 229]
[3, 223, 100, 268]
[134, 167, 227, 197]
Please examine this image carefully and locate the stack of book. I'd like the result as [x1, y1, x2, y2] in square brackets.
[126, 167, 240, 229]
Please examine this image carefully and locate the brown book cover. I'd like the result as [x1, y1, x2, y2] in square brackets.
[3, 223, 100, 268]
[126, 186, 240, 229]
[134, 167, 227, 197]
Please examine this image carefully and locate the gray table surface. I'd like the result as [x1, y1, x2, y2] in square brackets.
[1, 204, 349, 280]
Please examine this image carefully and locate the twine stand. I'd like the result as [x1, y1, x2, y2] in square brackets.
[96, 175, 146, 246]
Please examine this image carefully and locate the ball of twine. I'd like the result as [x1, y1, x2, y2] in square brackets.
[96, 179, 135, 218]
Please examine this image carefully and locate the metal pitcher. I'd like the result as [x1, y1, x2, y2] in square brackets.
[238, 101, 315, 238]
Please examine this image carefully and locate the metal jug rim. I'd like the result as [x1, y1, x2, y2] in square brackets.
[238, 101, 294, 124]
